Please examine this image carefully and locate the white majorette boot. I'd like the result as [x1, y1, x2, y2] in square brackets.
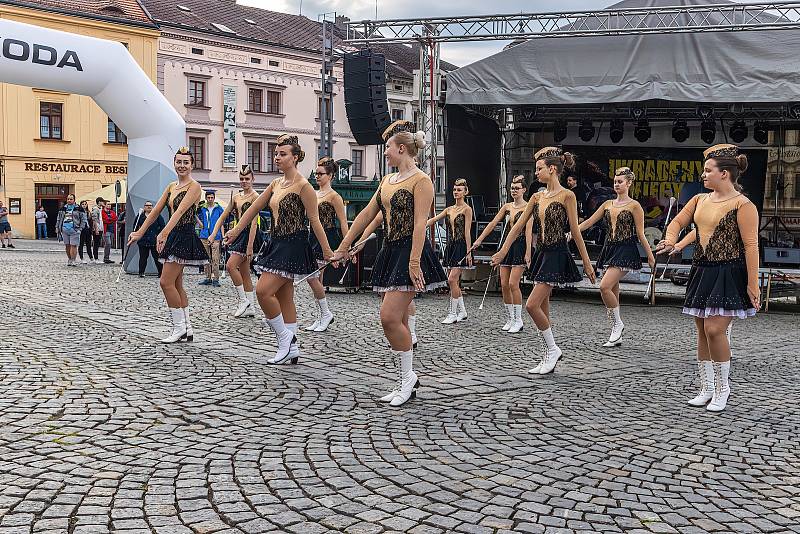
[502, 303, 514, 331]
[314, 298, 335, 332]
[441, 298, 459, 324]
[161, 308, 187, 343]
[305, 299, 322, 331]
[408, 314, 418, 349]
[233, 285, 250, 317]
[182, 307, 194, 342]
[538, 327, 563, 374]
[603, 307, 624, 347]
[379, 351, 402, 403]
[726, 322, 733, 358]
[508, 304, 524, 333]
[264, 314, 297, 365]
[528, 330, 547, 374]
[687, 360, 714, 406]
[455, 297, 467, 322]
[707, 361, 731, 412]
[390, 349, 420, 407]
[241, 291, 256, 317]
[285, 322, 300, 363]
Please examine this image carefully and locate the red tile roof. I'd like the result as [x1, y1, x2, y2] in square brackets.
[0, 0, 157, 27]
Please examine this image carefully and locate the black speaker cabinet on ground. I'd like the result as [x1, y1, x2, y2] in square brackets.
[344, 49, 391, 145]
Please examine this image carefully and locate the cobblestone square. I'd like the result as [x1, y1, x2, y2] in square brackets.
[1, 242, 799, 533]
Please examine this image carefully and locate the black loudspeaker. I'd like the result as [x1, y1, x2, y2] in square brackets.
[344, 50, 391, 145]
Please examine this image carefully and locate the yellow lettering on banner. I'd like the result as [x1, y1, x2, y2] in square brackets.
[670, 160, 680, 181]
[645, 160, 656, 181]
[657, 160, 669, 181]
[632, 159, 645, 179]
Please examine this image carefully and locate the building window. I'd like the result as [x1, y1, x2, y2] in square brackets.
[266, 142, 278, 172]
[247, 141, 262, 172]
[248, 88, 263, 112]
[107, 118, 127, 144]
[351, 149, 364, 177]
[391, 108, 405, 121]
[188, 79, 206, 106]
[266, 91, 281, 114]
[40, 102, 63, 140]
[251, 57, 261, 64]
[188, 136, 205, 169]
[413, 110, 419, 128]
[437, 124, 443, 144]
[269, 60, 280, 67]
[436, 166, 445, 193]
[318, 97, 332, 120]
[191, 47, 204, 55]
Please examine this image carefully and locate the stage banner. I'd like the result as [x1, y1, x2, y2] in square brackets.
[222, 86, 236, 168]
[565, 146, 767, 231]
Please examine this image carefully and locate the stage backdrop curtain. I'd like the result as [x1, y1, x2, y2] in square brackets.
[447, 0, 800, 106]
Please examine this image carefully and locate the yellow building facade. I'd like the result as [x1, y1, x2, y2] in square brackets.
[0, 1, 159, 238]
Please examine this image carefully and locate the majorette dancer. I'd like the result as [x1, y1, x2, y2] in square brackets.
[224, 134, 333, 364]
[426, 178, 474, 324]
[472, 175, 532, 333]
[353, 211, 420, 348]
[492, 147, 596, 374]
[332, 120, 447, 406]
[576, 167, 655, 346]
[127, 147, 209, 343]
[209, 165, 263, 318]
[305, 156, 349, 332]
[656, 144, 759, 412]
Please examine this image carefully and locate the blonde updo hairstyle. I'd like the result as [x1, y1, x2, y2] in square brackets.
[453, 178, 469, 195]
[614, 167, 635, 183]
[534, 147, 575, 177]
[393, 130, 426, 158]
[276, 134, 305, 164]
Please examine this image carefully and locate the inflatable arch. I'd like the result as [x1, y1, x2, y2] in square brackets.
[0, 19, 185, 273]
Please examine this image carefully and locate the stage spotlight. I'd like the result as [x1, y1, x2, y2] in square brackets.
[609, 119, 624, 143]
[753, 121, 769, 145]
[729, 120, 748, 143]
[634, 119, 651, 142]
[553, 120, 568, 143]
[578, 119, 595, 142]
[697, 104, 714, 120]
[672, 119, 690, 142]
[700, 119, 716, 144]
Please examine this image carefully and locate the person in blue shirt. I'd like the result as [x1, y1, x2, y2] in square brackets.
[198, 190, 224, 286]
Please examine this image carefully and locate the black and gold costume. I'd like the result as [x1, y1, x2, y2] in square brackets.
[666, 193, 759, 318]
[501, 204, 528, 267]
[526, 189, 582, 285]
[227, 194, 265, 256]
[253, 180, 316, 280]
[443, 207, 474, 269]
[159, 184, 209, 266]
[371, 172, 447, 292]
[595, 200, 644, 273]
[310, 191, 343, 263]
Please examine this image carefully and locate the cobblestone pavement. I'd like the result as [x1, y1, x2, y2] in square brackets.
[1, 241, 799, 534]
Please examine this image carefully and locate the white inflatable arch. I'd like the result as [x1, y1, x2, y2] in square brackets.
[0, 19, 185, 273]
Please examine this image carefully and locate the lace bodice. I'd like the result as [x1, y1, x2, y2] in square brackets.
[318, 201, 337, 228]
[270, 181, 307, 237]
[376, 172, 428, 242]
[448, 208, 469, 242]
[603, 205, 637, 243]
[166, 188, 197, 226]
[535, 191, 571, 247]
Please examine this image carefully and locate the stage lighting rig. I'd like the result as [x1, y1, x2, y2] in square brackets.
[700, 119, 716, 144]
[578, 119, 595, 142]
[753, 121, 769, 145]
[609, 119, 624, 143]
[729, 120, 748, 143]
[553, 120, 567, 142]
[634, 119, 651, 142]
[672, 119, 689, 142]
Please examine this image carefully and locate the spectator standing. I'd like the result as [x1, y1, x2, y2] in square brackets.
[56, 194, 87, 265]
[35, 206, 48, 239]
[0, 200, 13, 248]
[78, 200, 95, 263]
[102, 203, 118, 263]
[91, 197, 105, 263]
[197, 190, 224, 287]
[133, 201, 164, 277]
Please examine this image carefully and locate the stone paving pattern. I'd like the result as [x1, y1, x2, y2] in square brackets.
[1, 242, 799, 534]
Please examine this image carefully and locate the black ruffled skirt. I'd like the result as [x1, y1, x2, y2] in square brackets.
[227, 226, 265, 257]
[683, 259, 756, 319]
[253, 229, 317, 281]
[159, 224, 209, 266]
[371, 235, 448, 293]
[528, 241, 582, 285]
[501, 236, 527, 267]
[310, 227, 342, 262]
[596, 239, 642, 273]
[443, 239, 475, 269]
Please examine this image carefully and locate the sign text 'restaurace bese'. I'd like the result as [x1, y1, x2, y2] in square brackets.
[1, 38, 83, 71]
[25, 163, 127, 174]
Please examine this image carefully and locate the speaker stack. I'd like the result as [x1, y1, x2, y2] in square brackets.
[344, 49, 391, 145]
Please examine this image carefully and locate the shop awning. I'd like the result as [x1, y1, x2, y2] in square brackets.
[77, 180, 126, 204]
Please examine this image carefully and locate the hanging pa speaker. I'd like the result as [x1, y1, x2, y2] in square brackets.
[344, 49, 391, 146]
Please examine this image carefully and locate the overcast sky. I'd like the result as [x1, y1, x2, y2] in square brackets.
[240, 0, 606, 66]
